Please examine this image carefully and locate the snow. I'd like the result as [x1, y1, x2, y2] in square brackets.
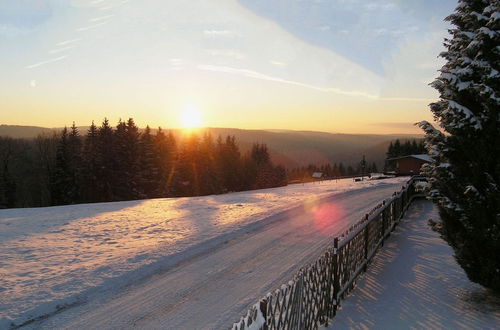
[446, 100, 482, 129]
[411, 154, 431, 162]
[479, 27, 497, 39]
[0, 177, 408, 328]
[324, 199, 500, 329]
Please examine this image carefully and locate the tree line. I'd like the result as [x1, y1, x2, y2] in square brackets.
[386, 139, 425, 159]
[0, 118, 286, 208]
[287, 161, 379, 182]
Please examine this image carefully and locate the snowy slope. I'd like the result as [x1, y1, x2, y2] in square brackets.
[0, 177, 407, 328]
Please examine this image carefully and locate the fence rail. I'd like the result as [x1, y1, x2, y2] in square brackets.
[232, 177, 424, 330]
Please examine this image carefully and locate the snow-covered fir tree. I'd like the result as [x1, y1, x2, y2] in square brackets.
[419, 0, 500, 291]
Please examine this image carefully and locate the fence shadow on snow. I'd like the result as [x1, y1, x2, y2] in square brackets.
[232, 177, 425, 330]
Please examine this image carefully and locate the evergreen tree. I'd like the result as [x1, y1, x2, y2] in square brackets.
[96, 118, 115, 201]
[216, 136, 242, 192]
[198, 132, 220, 195]
[50, 127, 73, 205]
[81, 121, 99, 202]
[393, 139, 401, 157]
[139, 126, 160, 198]
[155, 128, 177, 196]
[0, 137, 17, 208]
[34, 132, 58, 205]
[67, 122, 82, 202]
[250, 143, 274, 189]
[174, 133, 200, 196]
[338, 162, 346, 176]
[125, 118, 141, 198]
[419, 0, 500, 291]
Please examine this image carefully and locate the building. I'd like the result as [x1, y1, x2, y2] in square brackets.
[386, 154, 431, 176]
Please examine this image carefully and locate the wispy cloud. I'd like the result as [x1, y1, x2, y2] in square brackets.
[90, 15, 115, 22]
[197, 65, 378, 98]
[208, 50, 245, 60]
[378, 96, 435, 102]
[56, 38, 82, 46]
[77, 22, 108, 32]
[203, 30, 238, 37]
[270, 60, 287, 67]
[49, 46, 75, 54]
[25, 56, 67, 69]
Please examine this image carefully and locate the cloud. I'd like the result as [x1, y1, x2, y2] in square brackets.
[197, 64, 378, 98]
[90, 14, 115, 22]
[208, 50, 245, 60]
[270, 60, 287, 67]
[76, 22, 108, 31]
[49, 46, 75, 54]
[203, 29, 238, 37]
[25, 56, 67, 69]
[56, 38, 82, 46]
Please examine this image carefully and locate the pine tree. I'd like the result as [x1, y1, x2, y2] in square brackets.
[198, 132, 220, 195]
[216, 136, 242, 192]
[0, 137, 17, 208]
[174, 133, 201, 196]
[155, 128, 177, 196]
[81, 121, 99, 202]
[338, 162, 346, 176]
[96, 118, 115, 202]
[250, 143, 274, 189]
[50, 127, 73, 205]
[139, 126, 160, 198]
[419, 0, 500, 291]
[393, 139, 401, 157]
[67, 123, 82, 202]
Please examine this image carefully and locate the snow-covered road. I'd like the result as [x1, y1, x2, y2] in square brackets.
[15, 179, 407, 329]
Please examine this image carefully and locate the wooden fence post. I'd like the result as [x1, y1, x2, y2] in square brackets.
[260, 299, 268, 330]
[363, 214, 369, 272]
[332, 237, 340, 313]
[381, 201, 386, 246]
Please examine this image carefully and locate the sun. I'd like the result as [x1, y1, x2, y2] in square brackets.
[180, 105, 203, 129]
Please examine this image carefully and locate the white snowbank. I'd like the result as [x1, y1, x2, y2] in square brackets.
[0, 177, 407, 328]
[325, 199, 500, 329]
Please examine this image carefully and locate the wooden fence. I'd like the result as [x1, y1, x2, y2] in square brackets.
[232, 177, 423, 330]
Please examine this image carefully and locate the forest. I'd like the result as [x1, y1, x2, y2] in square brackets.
[0, 118, 287, 208]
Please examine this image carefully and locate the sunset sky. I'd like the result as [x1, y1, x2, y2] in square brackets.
[0, 0, 457, 134]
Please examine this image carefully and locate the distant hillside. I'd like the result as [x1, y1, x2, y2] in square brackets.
[0, 125, 54, 139]
[202, 128, 423, 169]
[0, 124, 423, 168]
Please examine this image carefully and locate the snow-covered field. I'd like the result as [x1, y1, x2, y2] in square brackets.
[327, 199, 500, 329]
[0, 176, 407, 328]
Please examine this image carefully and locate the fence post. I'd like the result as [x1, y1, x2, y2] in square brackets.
[332, 237, 340, 312]
[381, 201, 386, 246]
[363, 214, 369, 272]
[260, 299, 268, 330]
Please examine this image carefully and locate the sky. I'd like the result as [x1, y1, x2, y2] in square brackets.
[0, 0, 457, 134]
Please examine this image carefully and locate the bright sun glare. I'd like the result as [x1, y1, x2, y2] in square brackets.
[180, 105, 203, 129]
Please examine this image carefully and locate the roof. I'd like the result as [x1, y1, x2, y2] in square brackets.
[387, 154, 431, 162]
